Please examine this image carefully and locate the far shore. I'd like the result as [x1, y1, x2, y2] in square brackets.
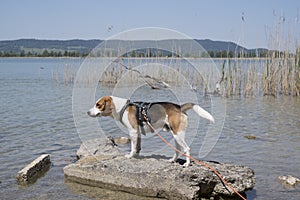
[0, 56, 281, 61]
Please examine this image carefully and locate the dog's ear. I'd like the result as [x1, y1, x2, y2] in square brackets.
[96, 96, 114, 116]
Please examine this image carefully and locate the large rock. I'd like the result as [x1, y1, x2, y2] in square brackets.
[64, 137, 255, 199]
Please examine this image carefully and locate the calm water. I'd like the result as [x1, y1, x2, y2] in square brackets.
[0, 58, 299, 200]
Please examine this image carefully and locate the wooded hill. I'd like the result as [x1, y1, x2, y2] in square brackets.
[0, 39, 268, 57]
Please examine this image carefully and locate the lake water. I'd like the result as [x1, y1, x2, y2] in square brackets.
[0, 58, 299, 200]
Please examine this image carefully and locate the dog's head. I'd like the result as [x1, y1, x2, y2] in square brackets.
[87, 96, 114, 117]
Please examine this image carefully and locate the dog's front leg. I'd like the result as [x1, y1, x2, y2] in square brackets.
[125, 130, 141, 158]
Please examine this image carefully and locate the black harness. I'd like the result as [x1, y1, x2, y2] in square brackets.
[119, 100, 152, 132]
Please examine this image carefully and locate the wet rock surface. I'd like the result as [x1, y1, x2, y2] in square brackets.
[64, 137, 255, 199]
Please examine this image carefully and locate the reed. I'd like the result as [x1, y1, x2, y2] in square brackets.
[100, 57, 202, 88]
[52, 54, 299, 97]
[214, 48, 300, 98]
[53, 26, 299, 97]
[217, 14, 300, 97]
[51, 64, 76, 86]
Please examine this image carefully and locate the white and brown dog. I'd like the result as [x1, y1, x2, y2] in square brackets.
[87, 95, 214, 166]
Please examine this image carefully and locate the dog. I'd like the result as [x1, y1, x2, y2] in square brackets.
[87, 95, 214, 166]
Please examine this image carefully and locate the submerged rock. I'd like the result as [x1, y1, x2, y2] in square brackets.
[278, 175, 300, 187]
[64, 137, 255, 199]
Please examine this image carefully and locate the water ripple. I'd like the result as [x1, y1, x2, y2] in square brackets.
[0, 58, 299, 200]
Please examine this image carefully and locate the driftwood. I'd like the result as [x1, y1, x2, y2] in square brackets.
[116, 60, 170, 89]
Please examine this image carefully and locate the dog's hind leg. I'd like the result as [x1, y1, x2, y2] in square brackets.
[169, 139, 181, 163]
[125, 130, 141, 158]
[173, 131, 190, 167]
[169, 113, 190, 166]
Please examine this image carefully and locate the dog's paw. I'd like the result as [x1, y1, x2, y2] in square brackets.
[168, 158, 176, 163]
[183, 162, 191, 167]
[125, 153, 139, 158]
[125, 153, 133, 159]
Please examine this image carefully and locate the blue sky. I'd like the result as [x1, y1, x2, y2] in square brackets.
[1, 0, 299, 49]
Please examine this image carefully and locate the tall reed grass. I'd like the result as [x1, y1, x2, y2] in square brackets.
[217, 54, 299, 97]
[51, 64, 76, 86]
[52, 53, 299, 97]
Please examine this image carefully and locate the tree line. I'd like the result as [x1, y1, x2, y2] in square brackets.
[0, 49, 289, 58]
[0, 50, 88, 57]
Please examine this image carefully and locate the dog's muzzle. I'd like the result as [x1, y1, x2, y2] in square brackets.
[87, 107, 101, 117]
[87, 110, 93, 117]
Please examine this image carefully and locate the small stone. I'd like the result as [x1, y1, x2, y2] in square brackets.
[244, 135, 257, 140]
[113, 136, 131, 144]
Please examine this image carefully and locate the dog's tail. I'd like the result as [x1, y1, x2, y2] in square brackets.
[181, 103, 215, 123]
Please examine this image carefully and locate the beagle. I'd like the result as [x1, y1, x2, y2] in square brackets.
[87, 95, 214, 166]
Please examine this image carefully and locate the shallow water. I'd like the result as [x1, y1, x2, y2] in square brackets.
[0, 58, 299, 200]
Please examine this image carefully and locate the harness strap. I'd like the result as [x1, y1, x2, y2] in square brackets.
[119, 100, 152, 128]
[133, 102, 152, 126]
[119, 100, 130, 125]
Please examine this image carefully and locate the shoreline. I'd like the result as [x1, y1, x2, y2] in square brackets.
[0, 56, 286, 61]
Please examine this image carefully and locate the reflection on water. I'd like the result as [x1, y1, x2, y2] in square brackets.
[65, 180, 163, 200]
[0, 58, 299, 200]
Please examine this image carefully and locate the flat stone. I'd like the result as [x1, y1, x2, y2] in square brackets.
[64, 138, 255, 199]
[16, 154, 51, 185]
[113, 136, 131, 144]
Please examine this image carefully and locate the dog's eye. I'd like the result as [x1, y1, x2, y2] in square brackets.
[96, 101, 105, 109]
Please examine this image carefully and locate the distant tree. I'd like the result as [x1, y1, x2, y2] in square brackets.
[259, 50, 268, 57]
[215, 51, 222, 58]
[49, 51, 54, 57]
[208, 51, 214, 58]
[4, 51, 16, 57]
[221, 50, 227, 58]
[139, 52, 145, 57]
[27, 51, 33, 57]
[81, 52, 89, 57]
[20, 50, 25, 57]
[130, 51, 136, 57]
[42, 50, 49, 57]
[157, 50, 163, 57]
[146, 49, 151, 57]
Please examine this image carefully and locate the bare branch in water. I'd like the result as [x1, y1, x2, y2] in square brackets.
[114, 59, 170, 89]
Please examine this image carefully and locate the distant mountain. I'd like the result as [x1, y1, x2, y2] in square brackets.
[0, 39, 100, 54]
[0, 39, 268, 57]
